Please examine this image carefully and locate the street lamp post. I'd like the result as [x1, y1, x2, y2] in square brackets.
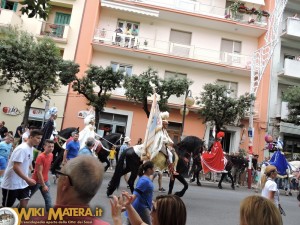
[180, 90, 195, 139]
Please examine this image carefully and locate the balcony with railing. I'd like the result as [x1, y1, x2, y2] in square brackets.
[105, 0, 268, 28]
[93, 28, 252, 71]
[37, 22, 70, 43]
[280, 58, 300, 79]
[0, 9, 23, 27]
[282, 17, 300, 40]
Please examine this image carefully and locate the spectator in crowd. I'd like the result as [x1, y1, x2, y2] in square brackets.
[22, 126, 37, 143]
[78, 137, 95, 156]
[31, 139, 54, 212]
[119, 137, 131, 159]
[0, 134, 14, 184]
[54, 156, 110, 224]
[111, 192, 187, 225]
[109, 146, 117, 170]
[1, 129, 43, 209]
[28, 156, 110, 224]
[240, 195, 282, 225]
[14, 122, 24, 147]
[151, 169, 166, 192]
[63, 132, 80, 164]
[124, 161, 154, 225]
[137, 138, 142, 145]
[261, 165, 280, 208]
[0, 121, 8, 141]
[37, 107, 58, 151]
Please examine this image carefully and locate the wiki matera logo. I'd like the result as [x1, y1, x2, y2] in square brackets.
[0, 208, 18, 225]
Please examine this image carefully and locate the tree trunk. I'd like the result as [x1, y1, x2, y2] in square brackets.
[95, 108, 100, 132]
[23, 101, 33, 127]
[143, 98, 150, 118]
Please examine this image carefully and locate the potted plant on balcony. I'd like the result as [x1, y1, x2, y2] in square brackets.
[262, 10, 270, 17]
[144, 40, 148, 46]
[255, 9, 270, 22]
[49, 24, 58, 29]
[228, 0, 242, 19]
[238, 3, 247, 13]
[246, 7, 255, 14]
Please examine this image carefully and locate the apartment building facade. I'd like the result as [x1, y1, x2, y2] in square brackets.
[61, 0, 273, 157]
[0, 0, 85, 130]
[268, 0, 300, 160]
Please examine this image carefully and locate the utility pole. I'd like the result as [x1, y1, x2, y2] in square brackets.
[247, 0, 288, 189]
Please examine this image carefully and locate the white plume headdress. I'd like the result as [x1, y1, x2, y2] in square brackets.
[45, 107, 58, 120]
[160, 111, 169, 122]
[84, 114, 95, 125]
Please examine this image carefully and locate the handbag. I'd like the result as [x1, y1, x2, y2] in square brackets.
[278, 204, 286, 216]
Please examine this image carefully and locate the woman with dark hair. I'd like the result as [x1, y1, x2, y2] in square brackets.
[123, 161, 154, 225]
[111, 193, 187, 225]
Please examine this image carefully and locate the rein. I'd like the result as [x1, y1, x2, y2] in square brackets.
[95, 133, 123, 147]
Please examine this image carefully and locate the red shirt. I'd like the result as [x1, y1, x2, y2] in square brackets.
[32, 152, 53, 183]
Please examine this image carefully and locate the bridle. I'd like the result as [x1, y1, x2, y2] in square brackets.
[94, 134, 123, 152]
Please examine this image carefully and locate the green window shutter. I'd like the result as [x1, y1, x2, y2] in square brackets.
[13, 2, 18, 12]
[1, 0, 7, 8]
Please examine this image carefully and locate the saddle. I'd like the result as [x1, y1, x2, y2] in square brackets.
[160, 145, 175, 162]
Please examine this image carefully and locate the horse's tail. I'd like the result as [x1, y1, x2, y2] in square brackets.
[107, 151, 126, 196]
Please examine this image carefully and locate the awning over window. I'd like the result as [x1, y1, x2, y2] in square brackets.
[101, 0, 159, 17]
[242, 0, 265, 5]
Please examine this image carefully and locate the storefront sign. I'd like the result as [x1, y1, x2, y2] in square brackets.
[2, 106, 21, 116]
[29, 108, 45, 119]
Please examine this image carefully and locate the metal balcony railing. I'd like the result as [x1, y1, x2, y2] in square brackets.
[118, 0, 267, 27]
[93, 28, 252, 69]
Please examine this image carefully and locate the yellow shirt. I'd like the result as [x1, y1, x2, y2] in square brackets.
[109, 149, 116, 159]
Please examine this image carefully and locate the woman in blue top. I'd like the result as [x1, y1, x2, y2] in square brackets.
[125, 161, 154, 225]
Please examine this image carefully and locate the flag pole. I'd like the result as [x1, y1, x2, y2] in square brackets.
[142, 92, 157, 161]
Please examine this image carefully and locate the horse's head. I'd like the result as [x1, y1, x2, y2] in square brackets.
[175, 136, 204, 162]
[57, 127, 79, 140]
[102, 133, 124, 149]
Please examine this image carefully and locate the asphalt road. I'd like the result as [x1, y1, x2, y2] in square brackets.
[25, 170, 299, 225]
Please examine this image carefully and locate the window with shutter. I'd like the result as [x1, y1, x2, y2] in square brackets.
[217, 80, 238, 98]
[169, 29, 192, 57]
[220, 39, 242, 64]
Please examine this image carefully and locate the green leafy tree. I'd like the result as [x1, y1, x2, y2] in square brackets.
[72, 65, 124, 129]
[282, 86, 300, 125]
[19, 0, 51, 20]
[123, 68, 192, 118]
[0, 27, 79, 125]
[196, 83, 254, 133]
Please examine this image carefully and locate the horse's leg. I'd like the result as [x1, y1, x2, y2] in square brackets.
[51, 149, 64, 175]
[127, 169, 138, 194]
[218, 173, 226, 189]
[189, 163, 196, 183]
[227, 171, 235, 190]
[174, 174, 189, 197]
[104, 157, 110, 172]
[168, 176, 175, 195]
[196, 168, 202, 186]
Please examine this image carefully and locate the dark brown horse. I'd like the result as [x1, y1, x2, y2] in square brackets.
[107, 136, 204, 197]
[95, 133, 124, 171]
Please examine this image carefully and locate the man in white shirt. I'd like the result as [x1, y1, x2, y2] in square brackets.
[1, 129, 43, 209]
